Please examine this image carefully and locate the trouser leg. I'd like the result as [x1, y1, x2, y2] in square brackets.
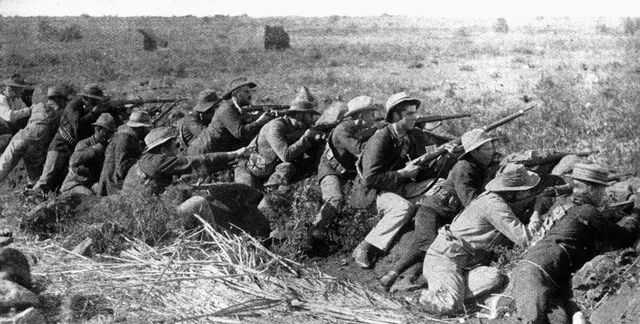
[177, 195, 216, 230]
[513, 262, 555, 324]
[23, 142, 49, 184]
[419, 253, 466, 314]
[0, 134, 27, 182]
[313, 175, 344, 229]
[466, 265, 505, 299]
[364, 192, 416, 251]
[34, 149, 71, 192]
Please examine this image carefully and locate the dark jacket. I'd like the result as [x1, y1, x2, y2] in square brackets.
[122, 151, 236, 196]
[317, 118, 377, 181]
[187, 101, 263, 154]
[48, 97, 102, 153]
[177, 113, 207, 147]
[524, 203, 640, 284]
[60, 135, 108, 192]
[360, 125, 448, 194]
[95, 125, 144, 196]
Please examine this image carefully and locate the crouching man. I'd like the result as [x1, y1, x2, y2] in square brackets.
[121, 126, 268, 237]
[512, 163, 640, 324]
[419, 163, 535, 314]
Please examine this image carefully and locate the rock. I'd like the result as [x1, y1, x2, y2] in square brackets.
[0, 248, 31, 290]
[0, 280, 38, 311]
[3, 307, 45, 324]
[71, 238, 93, 257]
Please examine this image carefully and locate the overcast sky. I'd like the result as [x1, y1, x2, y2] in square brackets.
[1, 0, 639, 17]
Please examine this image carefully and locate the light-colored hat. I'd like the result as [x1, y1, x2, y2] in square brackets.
[344, 95, 377, 117]
[222, 77, 257, 100]
[569, 163, 609, 186]
[3, 74, 32, 89]
[92, 113, 116, 132]
[46, 85, 70, 99]
[459, 128, 498, 159]
[143, 126, 178, 153]
[485, 163, 541, 192]
[384, 92, 421, 122]
[79, 83, 107, 100]
[287, 86, 320, 114]
[126, 110, 152, 128]
[193, 89, 221, 112]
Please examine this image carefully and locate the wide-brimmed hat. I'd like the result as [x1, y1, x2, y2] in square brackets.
[79, 83, 107, 100]
[126, 110, 152, 128]
[193, 89, 221, 112]
[459, 128, 498, 159]
[384, 92, 421, 122]
[3, 74, 32, 89]
[569, 163, 609, 185]
[143, 126, 178, 153]
[344, 95, 377, 118]
[92, 113, 116, 132]
[221, 77, 257, 100]
[485, 163, 541, 192]
[46, 86, 70, 99]
[287, 86, 320, 114]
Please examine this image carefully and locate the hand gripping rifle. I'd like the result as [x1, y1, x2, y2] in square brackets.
[242, 104, 290, 117]
[410, 104, 537, 168]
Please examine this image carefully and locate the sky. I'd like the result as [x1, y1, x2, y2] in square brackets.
[1, 0, 639, 17]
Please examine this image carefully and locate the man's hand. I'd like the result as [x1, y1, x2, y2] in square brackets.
[397, 162, 420, 180]
[303, 128, 326, 142]
[440, 142, 459, 154]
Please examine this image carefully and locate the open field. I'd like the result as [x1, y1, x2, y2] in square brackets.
[1, 14, 640, 323]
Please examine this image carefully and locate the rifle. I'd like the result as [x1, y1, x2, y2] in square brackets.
[410, 104, 537, 168]
[100, 97, 183, 109]
[242, 104, 290, 117]
[608, 172, 635, 182]
[151, 99, 187, 125]
[520, 151, 598, 167]
[540, 183, 573, 197]
[416, 113, 471, 124]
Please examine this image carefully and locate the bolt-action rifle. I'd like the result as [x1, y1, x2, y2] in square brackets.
[242, 104, 290, 117]
[151, 98, 187, 125]
[99, 97, 182, 109]
[415, 113, 472, 124]
[410, 104, 537, 168]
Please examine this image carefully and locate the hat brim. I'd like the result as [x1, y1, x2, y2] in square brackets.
[569, 175, 609, 186]
[127, 121, 152, 128]
[344, 105, 377, 118]
[287, 107, 320, 114]
[193, 101, 217, 113]
[143, 135, 177, 153]
[458, 137, 498, 160]
[3, 82, 31, 88]
[222, 82, 257, 100]
[92, 123, 115, 132]
[385, 98, 421, 122]
[485, 170, 541, 192]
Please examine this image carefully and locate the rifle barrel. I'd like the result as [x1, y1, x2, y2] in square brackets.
[484, 104, 536, 132]
[416, 113, 471, 124]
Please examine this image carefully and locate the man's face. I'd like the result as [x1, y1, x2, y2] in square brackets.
[165, 138, 180, 155]
[470, 141, 497, 166]
[291, 111, 318, 128]
[94, 126, 113, 142]
[234, 86, 254, 106]
[572, 179, 605, 206]
[392, 104, 417, 131]
[357, 110, 378, 125]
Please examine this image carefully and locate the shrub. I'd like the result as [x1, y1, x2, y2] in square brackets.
[494, 18, 509, 33]
[623, 17, 640, 35]
[58, 24, 83, 42]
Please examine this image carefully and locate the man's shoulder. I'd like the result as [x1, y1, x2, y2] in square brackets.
[567, 203, 600, 219]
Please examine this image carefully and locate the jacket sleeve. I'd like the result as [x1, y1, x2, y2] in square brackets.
[265, 121, 313, 162]
[70, 140, 104, 167]
[450, 161, 481, 207]
[361, 130, 404, 192]
[334, 123, 368, 157]
[114, 136, 140, 180]
[593, 210, 640, 249]
[0, 96, 31, 122]
[221, 105, 264, 140]
[486, 195, 531, 248]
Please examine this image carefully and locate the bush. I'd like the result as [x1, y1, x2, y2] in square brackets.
[622, 17, 640, 35]
[38, 20, 82, 42]
[58, 24, 83, 42]
[494, 18, 509, 33]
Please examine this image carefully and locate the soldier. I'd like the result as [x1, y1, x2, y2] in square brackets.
[512, 163, 640, 324]
[379, 128, 500, 289]
[234, 86, 324, 190]
[310, 95, 380, 240]
[95, 110, 152, 196]
[0, 75, 33, 150]
[59, 113, 116, 195]
[418, 163, 536, 315]
[121, 127, 253, 231]
[351, 92, 453, 269]
[188, 78, 273, 155]
[177, 89, 219, 148]
[33, 84, 111, 193]
[0, 86, 70, 186]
